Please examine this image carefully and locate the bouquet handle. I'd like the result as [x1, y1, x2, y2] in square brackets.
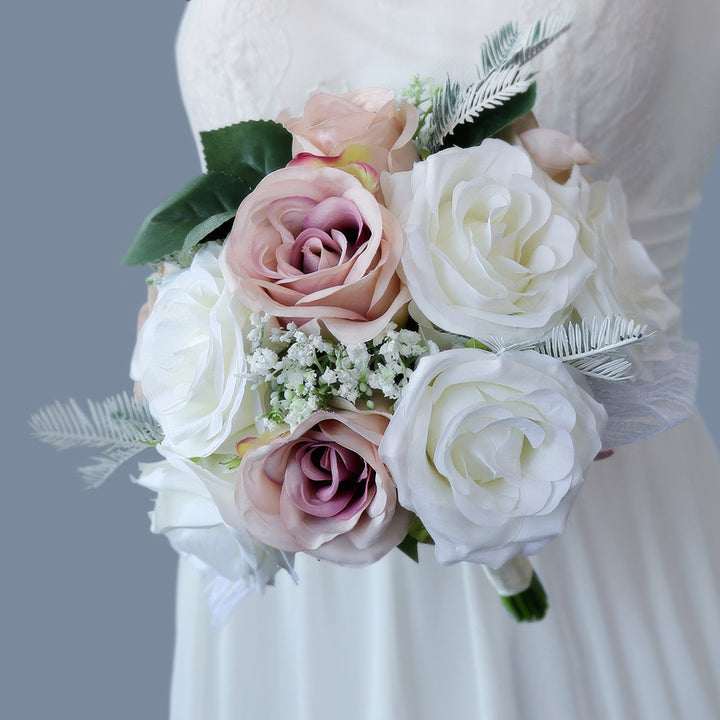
[483, 557, 548, 622]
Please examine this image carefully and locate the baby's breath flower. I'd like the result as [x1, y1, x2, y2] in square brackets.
[245, 322, 437, 430]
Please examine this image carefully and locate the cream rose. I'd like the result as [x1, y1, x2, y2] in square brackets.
[136, 450, 291, 593]
[131, 244, 264, 457]
[279, 88, 419, 173]
[379, 348, 606, 568]
[564, 174, 679, 332]
[234, 410, 412, 566]
[382, 139, 596, 343]
[220, 166, 410, 344]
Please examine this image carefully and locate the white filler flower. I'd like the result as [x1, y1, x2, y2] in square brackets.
[135, 450, 291, 595]
[131, 244, 264, 457]
[379, 348, 606, 568]
[382, 140, 596, 342]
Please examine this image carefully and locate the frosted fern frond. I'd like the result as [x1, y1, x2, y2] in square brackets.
[482, 336, 537, 354]
[79, 447, 151, 489]
[30, 392, 163, 487]
[564, 355, 635, 382]
[479, 22, 520, 76]
[503, 12, 574, 69]
[483, 317, 651, 382]
[30, 392, 162, 451]
[533, 317, 650, 362]
[424, 66, 535, 153]
[478, 14, 572, 76]
[423, 11, 572, 153]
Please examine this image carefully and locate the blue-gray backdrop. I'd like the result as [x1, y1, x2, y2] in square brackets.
[3, 2, 719, 718]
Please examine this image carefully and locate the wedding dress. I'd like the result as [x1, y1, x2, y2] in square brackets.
[170, 1, 720, 718]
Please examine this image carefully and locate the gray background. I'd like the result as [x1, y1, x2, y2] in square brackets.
[2, 2, 719, 719]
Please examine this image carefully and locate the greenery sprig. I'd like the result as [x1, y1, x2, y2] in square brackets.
[412, 11, 573, 156]
[123, 121, 293, 267]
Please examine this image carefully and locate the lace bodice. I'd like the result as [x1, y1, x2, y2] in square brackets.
[177, 0, 720, 313]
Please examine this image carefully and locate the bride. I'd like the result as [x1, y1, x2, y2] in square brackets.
[168, 1, 720, 717]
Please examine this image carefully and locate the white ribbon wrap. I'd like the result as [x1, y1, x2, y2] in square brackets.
[483, 556, 534, 596]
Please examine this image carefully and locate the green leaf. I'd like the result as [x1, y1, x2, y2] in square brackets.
[439, 83, 536, 150]
[201, 120, 293, 185]
[397, 535, 420, 563]
[407, 516, 431, 544]
[123, 172, 251, 266]
[178, 210, 236, 263]
[465, 338, 490, 351]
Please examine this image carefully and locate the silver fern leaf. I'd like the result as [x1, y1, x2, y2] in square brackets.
[478, 13, 573, 76]
[482, 336, 538, 354]
[503, 12, 574, 69]
[534, 316, 650, 362]
[424, 66, 535, 152]
[30, 391, 162, 450]
[564, 355, 634, 382]
[30, 392, 163, 487]
[484, 316, 651, 382]
[479, 22, 520, 76]
[79, 447, 151, 489]
[423, 11, 573, 154]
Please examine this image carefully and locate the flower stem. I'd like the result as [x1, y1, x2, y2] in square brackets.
[483, 556, 548, 622]
[499, 573, 548, 622]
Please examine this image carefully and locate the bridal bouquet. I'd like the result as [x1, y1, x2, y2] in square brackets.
[32, 16, 695, 622]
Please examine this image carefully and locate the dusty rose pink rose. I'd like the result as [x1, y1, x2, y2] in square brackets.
[278, 88, 419, 173]
[220, 165, 410, 343]
[235, 410, 412, 566]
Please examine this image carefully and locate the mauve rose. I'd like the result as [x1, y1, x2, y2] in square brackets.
[235, 410, 412, 566]
[220, 165, 410, 344]
[278, 88, 419, 173]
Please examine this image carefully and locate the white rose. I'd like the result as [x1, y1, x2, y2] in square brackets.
[135, 450, 291, 593]
[566, 174, 679, 332]
[131, 244, 264, 457]
[382, 140, 596, 342]
[379, 348, 606, 568]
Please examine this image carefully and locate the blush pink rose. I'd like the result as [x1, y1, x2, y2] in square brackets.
[500, 113, 597, 184]
[278, 88, 419, 173]
[220, 165, 410, 343]
[235, 410, 412, 566]
[518, 128, 598, 183]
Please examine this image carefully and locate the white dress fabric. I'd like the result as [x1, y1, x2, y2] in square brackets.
[171, 1, 720, 718]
